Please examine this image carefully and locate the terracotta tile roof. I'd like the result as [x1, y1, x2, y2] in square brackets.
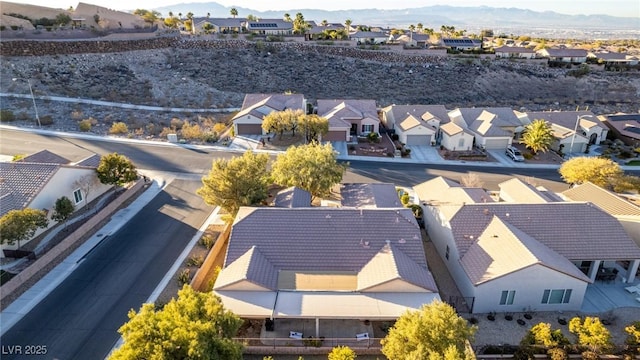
[18, 149, 69, 164]
[449, 203, 640, 261]
[414, 176, 492, 205]
[525, 111, 605, 132]
[274, 187, 311, 208]
[233, 93, 305, 120]
[74, 154, 101, 168]
[226, 207, 427, 272]
[214, 246, 278, 291]
[357, 241, 438, 291]
[562, 182, 640, 217]
[460, 216, 590, 285]
[0, 162, 59, 216]
[499, 178, 555, 203]
[340, 183, 402, 208]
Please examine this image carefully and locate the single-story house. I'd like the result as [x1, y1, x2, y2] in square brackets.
[600, 113, 640, 146]
[232, 93, 306, 135]
[414, 176, 640, 313]
[350, 31, 388, 44]
[213, 207, 440, 336]
[195, 18, 244, 34]
[494, 46, 536, 59]
[439, 122, 474, 151]
[317, 99, 379, 141]
[537, 48, 588, 64]
[498, 178, 564, 204]
[442, 38, 482, 50]
[517, 111, 607, 153]
[588, 52, 639, 66]
[1, 150, 111, 256]
[561, 182, 640, 250]
[394, 33, 431, 48]
[246, 19, 292, 35]
[380, 105, 449, 146]
[448, 108, 521, 150]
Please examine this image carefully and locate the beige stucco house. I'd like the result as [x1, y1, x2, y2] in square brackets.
[380, 105, 449, 146]
[318, 99, 379, 142]
[232, 94, 306, 135]
[448, 108, 521, 150]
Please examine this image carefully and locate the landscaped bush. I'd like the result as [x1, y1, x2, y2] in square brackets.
[177, 268, 190, 285]
[523, 152, 534, 160]
[78, 119, 92, 132]
[180, 121, 204, 140]
[186, 255, 204, 267]
[109, 122, 129, 134]
[202, 132, 218, 143]
[199, 234, 215, 249]
[548, 347, 569, 360]
[0, 109, 16, 122]
[39, 115, 53, 125]
[581, 350, 599, 360]
[367, 132, 380, 143]
[170, 118, 184, 129]
[212, 122, 227, 134]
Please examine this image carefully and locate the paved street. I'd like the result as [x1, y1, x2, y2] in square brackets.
[0, 180, 212, 360]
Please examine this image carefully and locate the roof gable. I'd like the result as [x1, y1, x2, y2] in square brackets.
[214, 246, 278, 291]
[0, 162, 60, 217]
[562, 182, 640, 217]
[19, 150, 69, 164]
[499, 178, 554, 203]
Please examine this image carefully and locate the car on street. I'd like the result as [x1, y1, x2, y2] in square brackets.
[505, 146, 525, 162]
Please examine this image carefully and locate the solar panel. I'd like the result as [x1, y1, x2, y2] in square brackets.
[252, 23, 277, 28]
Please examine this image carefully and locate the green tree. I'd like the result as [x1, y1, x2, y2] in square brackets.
[51, 196, 74, 224]
[521, 322, 569, 348]
[283, 13, 291, 22]
[328, 345, 357, 360]
[96, 153, 138, 187]
[345, 19, 352, 33]
[559, 157, 623, 188]
[230, 7, 238, 18]
[0, 208, 49, 247]
[246, 14, 257, 21]
[300, 114, 329, 143]
[520, 119, 554, 155]
[55, 13, 71, 26]
[109, 285, 243, 360]
[381, 301, 476, 360]
[197, 151, 270, 217]
[568, 316, 612, 353]
[271, 143, 345, 200]
[262, 109, 303, 139]
[186, 12, 194, 33]
[133, 9, 160, 25]
[293, 12, 309, 34]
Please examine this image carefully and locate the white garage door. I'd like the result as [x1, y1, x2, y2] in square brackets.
[406, 134, 431, 146]
[483, 138, 510, 150]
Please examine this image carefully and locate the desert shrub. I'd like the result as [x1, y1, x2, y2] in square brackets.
[78, 119, 92, 132]
[16, 112, 29, 120]
[186, 255, 204, 267]
[199, 234, 215, 249]
[39, 115, 53, 125]
[202, 132, 218, 143]
[70, 110, 83, 120]
[213, 122, 227, 134]
[181, 122, 204, 140]
[548, 348, 568, 360]
[0, 110, 16, 122]
[146, 123, 158, 136]
[177, 268, 190, 285]
[109, 122, 128, 134]
[170, 118, 184, 129]
[523, 152, 534, 160]
[581, 350, 599, 360]
[159, 127, 174, 138]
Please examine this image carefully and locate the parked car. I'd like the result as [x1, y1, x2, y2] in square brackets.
[505, 146, 525, 162]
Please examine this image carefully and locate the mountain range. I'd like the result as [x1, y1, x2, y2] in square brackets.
[153, 2, 639, 37]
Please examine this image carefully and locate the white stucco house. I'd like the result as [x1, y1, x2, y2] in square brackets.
[494, 46, 536, 59]
[232, 94, 306, 135]
[448, 108, 522, 150]
[413, 176, 640, 313]
[380, 105, 449, 146]
[0, 150, 111, 256]
[439, 122, 474, 151]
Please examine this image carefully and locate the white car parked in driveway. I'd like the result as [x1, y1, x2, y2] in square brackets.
[505, 146, 525, 162]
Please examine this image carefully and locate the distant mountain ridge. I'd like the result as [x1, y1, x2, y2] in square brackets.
[153, 2, 638, 33]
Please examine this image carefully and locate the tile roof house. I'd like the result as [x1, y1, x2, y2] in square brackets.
[246, 19, 293, 35]
[194, 18, 244, 34]
[0, 150, 112, 256]
[442, 38, 482, 50]
[380, 105, 449, 146]
[274, 187, 311, 208]
[317, 99, 379, 142]
[438, 122, 475, 151]
[213, 207, 439, 334]
[494, 46, 536, 59]
[516, 111, 607, 153]
[349, 31, 388, 44]
[537, 48, 588, 63]
[448, 107, 522, 150]
[414, 176, 640, 313]
[561, 182, 640, 251]
[600, 113, 640, 145]
[232, 94, 306, 135]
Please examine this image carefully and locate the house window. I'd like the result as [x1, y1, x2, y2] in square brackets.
[458, 138, 465, 148]
[500, 290, 515, 305]
[73, 189, 83, 204]
[362, 124, 374, 133]
[541, 289, 572, 304]
[445, 245, 450, 260]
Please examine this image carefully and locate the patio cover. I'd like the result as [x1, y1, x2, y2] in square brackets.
[215, 290, 440, 319]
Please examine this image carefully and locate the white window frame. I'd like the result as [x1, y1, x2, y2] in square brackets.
[500, 290, 515, 305]
[541, 289, 572, 304]
[362, 124, 374, 133]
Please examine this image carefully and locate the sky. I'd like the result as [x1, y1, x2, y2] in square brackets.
[12, 0, 640, 18]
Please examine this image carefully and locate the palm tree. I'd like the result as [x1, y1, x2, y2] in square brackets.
[408, 24, 415, 43]
[168, 11, 173, 18]
[417, 23, 423, 33]
[186, 12, 194, 34]
[520, 119, 555, 155]
[283, 13, 291, 22]
[230, 7, 238, 18]
[345, 19, 352, 33]
[321, 19, 328, 26]
[178, 12, 182, 20]
[206, 12, 210, 19]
